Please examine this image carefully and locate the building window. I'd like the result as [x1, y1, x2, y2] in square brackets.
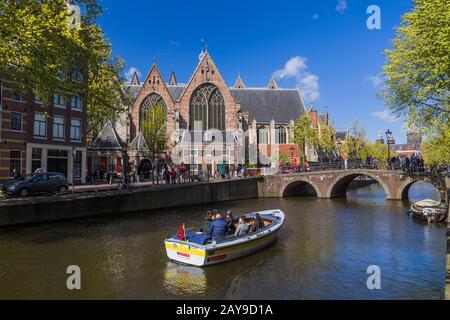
[12, 91, 22, 102]
[10, 112, 23, 131]
[189, 84, 225, 131]
[71, 96, 82, 110]
[53, 116, 65, 140]
[34, 92, 42, 105]
[258, 127, 269, 144]
[107, 156, 115, 173]
[73, 69, 83, 81]
[70, 119, 81, 141]
[53, 92, 66, 107]
[9, 151, 21, 177]
[34, 113, 47, 138]
[31, 148, 42, 173]
[276, 126, 287, 144]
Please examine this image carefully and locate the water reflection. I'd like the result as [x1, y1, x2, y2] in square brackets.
[163, 262, 207, 296]
[0, 183, 446, 299]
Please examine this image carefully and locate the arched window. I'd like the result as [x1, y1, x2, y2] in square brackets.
[258, 126, 269, 144]
[189, 84, 225, 131]
[276, 126, 287, 144]
[139, 94, 167, 151]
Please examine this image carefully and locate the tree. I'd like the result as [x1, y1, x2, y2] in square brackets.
[318, 123, 336, 162]
[382, 0, 449, 164]
[141, 101, 167, 168]
[362, 142, 389, 168]
[382, 0, 450, 128]
[0, 0, 125, 135]
[421, 120, 450, 165]
[293, 114, 319, 164]
[341, 121, 367, 161]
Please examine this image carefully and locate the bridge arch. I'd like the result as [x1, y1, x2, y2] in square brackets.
[326, 172, 392, 199]
[281, 178, 322, 198]
[397, 178, 445, 201]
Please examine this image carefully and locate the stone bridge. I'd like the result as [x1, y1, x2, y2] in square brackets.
[258, 169, 448, 201]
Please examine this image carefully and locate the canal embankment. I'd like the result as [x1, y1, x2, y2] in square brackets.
[0, 178, 258, 228]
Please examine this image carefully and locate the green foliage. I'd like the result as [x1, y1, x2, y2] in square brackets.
[341, 121, 367, 160]
[293, 114, 319, 162]
[141, 101, 167, 157]
[0, 0, 125, 134]
[362, 142, 389, 168]
[382, 0, 449, 135]
[421, 120, 450, 164]
[318, 123, 336, 154]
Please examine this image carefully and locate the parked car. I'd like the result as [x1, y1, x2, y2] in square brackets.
[0, 172, 69, 197]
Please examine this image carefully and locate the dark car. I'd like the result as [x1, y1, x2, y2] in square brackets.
[0, 172, 69, 197]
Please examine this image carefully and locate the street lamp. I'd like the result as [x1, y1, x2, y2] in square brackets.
[385, 129, 395, 168]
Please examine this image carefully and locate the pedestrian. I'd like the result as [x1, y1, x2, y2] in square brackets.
[12, 168, 21, 180]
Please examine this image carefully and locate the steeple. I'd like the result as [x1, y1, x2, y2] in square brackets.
[234, 74, 245, 89]
[268, 76, 278, 89]
[169, 71, 177, 86]
[130, 71, 141, 85]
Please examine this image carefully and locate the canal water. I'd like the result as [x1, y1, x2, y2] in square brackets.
[0, 182, 446, 300]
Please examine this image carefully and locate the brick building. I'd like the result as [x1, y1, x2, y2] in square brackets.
[0, 79, 87, 183]
[117, 51, 332, 173]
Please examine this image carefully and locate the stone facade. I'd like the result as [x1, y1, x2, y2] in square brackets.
[124, 51, 318, 173]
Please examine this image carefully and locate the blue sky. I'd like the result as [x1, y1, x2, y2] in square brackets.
[98, 0, 413, 142]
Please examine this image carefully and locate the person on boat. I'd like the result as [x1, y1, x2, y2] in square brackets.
[208, 213, 228, 238]
[250, 213, 264, 233]
[225, 211, 235, 235]
[235, 217, 249, 236]
[201, 212, 213, 233]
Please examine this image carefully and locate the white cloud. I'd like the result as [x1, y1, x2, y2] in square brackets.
[124, 67, 142, 83]
[336, 0, 348, 14]
[274, 56, 320, 103]
[169, 40, 181, 46]
[312, 14, 319, 21]
[372, 109, 400, 122]
[367, 75, 383, 88]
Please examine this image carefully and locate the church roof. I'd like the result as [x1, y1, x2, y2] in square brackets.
[129, 132, 150, 152]
[90, 121, 126, 150]
[230, 88, 306, 123]
[167, 85, 186, 101]
[125, 83, 307, 124]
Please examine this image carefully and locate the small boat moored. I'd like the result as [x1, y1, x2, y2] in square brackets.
[410, 199, 448, 223]
[164, 209, 285, 267]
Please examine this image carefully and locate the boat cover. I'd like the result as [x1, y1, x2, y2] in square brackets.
[173, 231, 212, 245]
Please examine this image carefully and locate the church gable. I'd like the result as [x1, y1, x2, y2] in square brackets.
[177, 52, 240, 130]
[234, 74, 245, 89]
[130, 63, 175, 140]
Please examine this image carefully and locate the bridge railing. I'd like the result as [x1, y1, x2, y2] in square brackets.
[278, 161, 450, 175]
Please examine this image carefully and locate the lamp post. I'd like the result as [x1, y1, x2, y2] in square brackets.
[385, 129, 395, 169]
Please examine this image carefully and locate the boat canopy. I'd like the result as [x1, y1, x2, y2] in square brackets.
[172, 231, 212, 245]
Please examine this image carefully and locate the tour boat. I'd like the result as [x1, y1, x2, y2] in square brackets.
[164, 209, 285, 266]
[409, 199, 448, 223]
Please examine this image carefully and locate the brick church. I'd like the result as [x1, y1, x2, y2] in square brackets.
[91, 50, 327, 175]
